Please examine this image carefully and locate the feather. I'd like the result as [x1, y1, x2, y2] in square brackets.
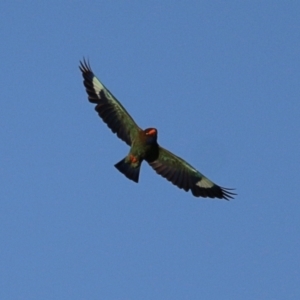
[149, 147, 236, 200]
[79, 59, 142, 146]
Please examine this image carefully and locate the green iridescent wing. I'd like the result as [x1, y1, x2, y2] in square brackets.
[79, 59, 142, 146]
[148, 147, 235, 200]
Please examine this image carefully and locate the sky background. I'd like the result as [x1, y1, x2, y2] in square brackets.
[1, 1, 300, 299]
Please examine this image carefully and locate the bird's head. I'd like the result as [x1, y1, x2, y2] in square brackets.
[144, 128, 158, 145]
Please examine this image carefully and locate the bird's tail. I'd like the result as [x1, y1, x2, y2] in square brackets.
[114, 157, 141, 183]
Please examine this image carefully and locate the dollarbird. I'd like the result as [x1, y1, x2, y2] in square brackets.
[79, 59, 235, 200]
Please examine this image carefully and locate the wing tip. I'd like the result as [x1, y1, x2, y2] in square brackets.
[191, 186, 236, 200]
[219, 187, 237, 200]
[79, 57, 92, 73]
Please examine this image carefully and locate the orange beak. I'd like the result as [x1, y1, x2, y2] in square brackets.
[148, 129, 157, 136]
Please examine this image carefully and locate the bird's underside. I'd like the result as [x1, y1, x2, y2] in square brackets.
[79, 58, 236, 200]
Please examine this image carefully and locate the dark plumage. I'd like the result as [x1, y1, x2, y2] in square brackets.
[79, 59, 236, 200]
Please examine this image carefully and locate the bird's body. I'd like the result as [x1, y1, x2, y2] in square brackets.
[79, 59, 235, 200]
[115, 128, 159, 183]
[129, 128, 159, 164]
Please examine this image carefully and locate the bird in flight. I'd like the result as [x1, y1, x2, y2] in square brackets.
[79, 59, 235, 200]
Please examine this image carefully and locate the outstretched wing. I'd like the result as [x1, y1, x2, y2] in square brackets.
[148, 147, 235, 200]
[79, 59, 142, 146]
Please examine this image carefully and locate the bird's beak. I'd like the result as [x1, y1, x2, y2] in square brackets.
[148, 129, 157, 136]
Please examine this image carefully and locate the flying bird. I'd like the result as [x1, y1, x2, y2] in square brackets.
[79, 59, 235, 200]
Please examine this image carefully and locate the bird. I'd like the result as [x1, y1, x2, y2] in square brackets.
[79, 59, 235, 200]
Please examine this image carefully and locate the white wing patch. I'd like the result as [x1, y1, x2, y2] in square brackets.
[92, 77, 104, 95]
[196, 177, 214, 188]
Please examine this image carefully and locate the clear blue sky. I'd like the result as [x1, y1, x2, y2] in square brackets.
[1, 1, 299, 299]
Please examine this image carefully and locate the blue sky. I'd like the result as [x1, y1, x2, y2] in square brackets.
[1, 1, 300, 299]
